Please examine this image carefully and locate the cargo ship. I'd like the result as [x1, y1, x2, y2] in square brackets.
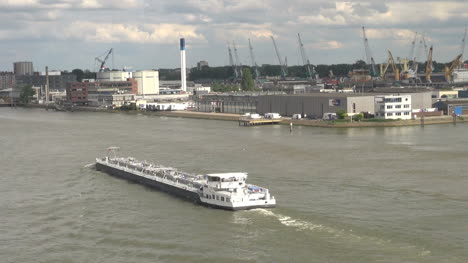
[95, 148, 276, 210]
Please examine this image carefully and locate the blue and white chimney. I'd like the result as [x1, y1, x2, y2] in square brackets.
[180, 38, 187, 92]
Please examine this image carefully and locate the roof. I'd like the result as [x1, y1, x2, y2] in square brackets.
[206, 173, 247, 178]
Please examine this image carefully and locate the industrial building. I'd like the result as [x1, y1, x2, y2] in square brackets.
[194, 94, 258, 114]
[0, 72, 15, 90]
[257, 93, 376, 118]
[13, 62, 34, 76]
[96, 70, 158, 95]
[193, 90, 434, 118]
[96, 71, 133, 82]
[133, 70, 159, 95]
[374, 95, 412, 120]
[197, 60, 209, 69]
[15, 73, 77, 91]
[66, 79, 137, 106]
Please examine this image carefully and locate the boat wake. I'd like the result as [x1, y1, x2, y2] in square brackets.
[253, 209, 327, 233]
[84, 163, 95, 168]
[252, 209, 432, 258]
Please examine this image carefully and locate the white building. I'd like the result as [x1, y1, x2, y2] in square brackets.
[96, 71, 132, 82]
[375, 95, 412, 120]
[133, 70, 159, 95]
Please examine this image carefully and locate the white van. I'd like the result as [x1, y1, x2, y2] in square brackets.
[323, 113, 337, 120]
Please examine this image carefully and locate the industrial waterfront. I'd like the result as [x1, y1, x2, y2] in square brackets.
[1, 107, 467, 263]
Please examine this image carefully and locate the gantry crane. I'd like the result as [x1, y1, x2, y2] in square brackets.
[270, 36, 288, 78]
[95, 48, 113, 72]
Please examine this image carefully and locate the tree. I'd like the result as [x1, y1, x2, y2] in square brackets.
[336, 109, 347, 119]
[71, 69, 85, 81]
[19, 85, 35, 104]
[241, 68, 255, 91]
[352, 113, 364, 121]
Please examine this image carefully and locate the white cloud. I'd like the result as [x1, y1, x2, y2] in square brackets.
[64, 22, 205, 44]
[308, 40, 343, 50]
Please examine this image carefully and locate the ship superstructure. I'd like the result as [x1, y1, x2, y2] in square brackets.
[95, 149, 276, 210]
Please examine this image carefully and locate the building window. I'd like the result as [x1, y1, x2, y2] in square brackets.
[404, 105, 410, 108]
[395, 105, 401, 109]
[221, 197, 225, 201]
[380, 105, 384, 110]
[404, 112, 410, 115]
[387, 112, 393, 116]
[396, 112, 401, 116]
[387, 105, 393, 109]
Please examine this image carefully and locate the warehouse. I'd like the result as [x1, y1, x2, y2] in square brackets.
[256, 92, 433, 118]
[257, 93, 375, 118]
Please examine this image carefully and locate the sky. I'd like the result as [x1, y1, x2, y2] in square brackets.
[0, 0, 467, 72]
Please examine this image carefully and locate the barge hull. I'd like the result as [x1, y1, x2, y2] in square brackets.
[96, 162, 201, 203]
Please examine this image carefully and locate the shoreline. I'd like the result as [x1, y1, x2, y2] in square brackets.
[21, 104, 467, 128]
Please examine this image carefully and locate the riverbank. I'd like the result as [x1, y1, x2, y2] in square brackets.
[22, 104, 467, 128]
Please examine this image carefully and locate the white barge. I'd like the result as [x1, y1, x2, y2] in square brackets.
[95, 148, 276, 210]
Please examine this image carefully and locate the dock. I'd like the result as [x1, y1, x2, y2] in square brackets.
[239, 118, 282, 126]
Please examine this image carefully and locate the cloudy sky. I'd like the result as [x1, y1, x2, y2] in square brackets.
[0, 0, 467, 72]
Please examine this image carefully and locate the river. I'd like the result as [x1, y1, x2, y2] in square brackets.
[1, 107, 467, 263]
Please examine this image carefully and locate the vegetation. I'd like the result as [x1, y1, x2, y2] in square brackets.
[18, 85, 35, 104]
[71, 69, 96, 82]
[241, 68, 255, 91]
[211, 82, 239, 92]
[336, 109, 347, 119]
[119, 103, 136, 111]
[188, 66, 234, 80]
[352, 113, 364, 122]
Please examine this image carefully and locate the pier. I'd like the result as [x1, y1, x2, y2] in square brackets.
[238, 118, 282, 126]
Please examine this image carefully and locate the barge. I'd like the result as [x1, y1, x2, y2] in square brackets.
[95, 148, 276, 210]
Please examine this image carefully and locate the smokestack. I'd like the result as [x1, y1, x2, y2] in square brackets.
[180, 38, 187, 92]
[45, 66, 49, 103]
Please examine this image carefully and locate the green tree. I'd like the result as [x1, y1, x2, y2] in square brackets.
[19, 85, 35, 104]
[352, 113, 364, 121]
[336, 109, 347, 119]
[241, 68, 255, 91]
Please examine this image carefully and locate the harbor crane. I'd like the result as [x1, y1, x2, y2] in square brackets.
[460, 27, 467, 63]
[227, 43, 241, 79]
[362, 26, 378, 77]
[387, 50, 400, 81]
[408, 32, 418, 66]
[95, 48, 113, 72]
[425, 46, 433, 83]
[380, 50, 400, 81]
[270, 36, 288, 78]
[248, 39, 260, 79]
[232, 41, 243, 78]
[297, 33, 314, 80]
[445, 54, 462, 82]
